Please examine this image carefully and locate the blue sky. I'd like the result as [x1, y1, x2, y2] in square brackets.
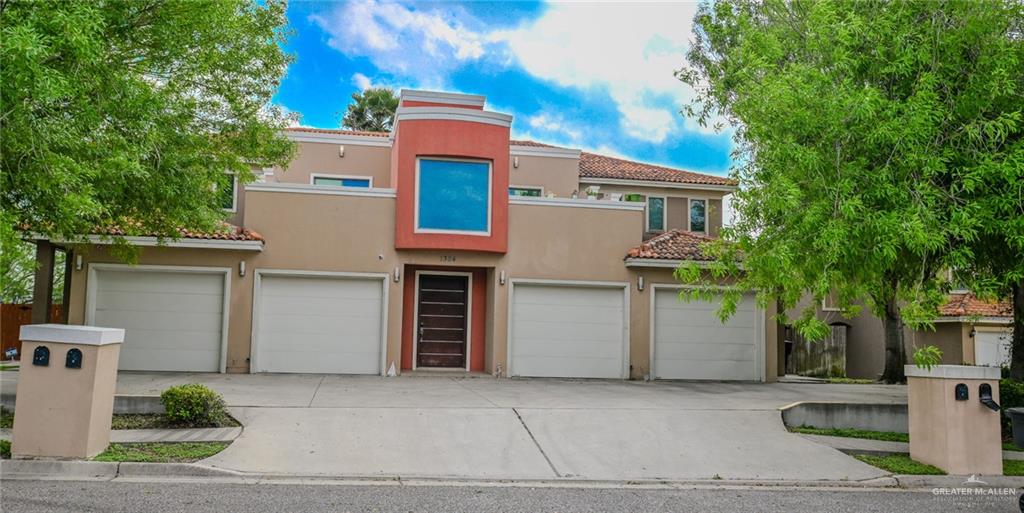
[274, 1, 734, 176]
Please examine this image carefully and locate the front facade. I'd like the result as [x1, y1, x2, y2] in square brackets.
[48, 90, 779, 382]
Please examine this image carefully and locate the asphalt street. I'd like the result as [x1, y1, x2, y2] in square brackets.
[0, 480, 1017, 513]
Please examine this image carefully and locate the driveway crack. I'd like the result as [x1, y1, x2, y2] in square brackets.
[512, 407, 561, 478]
[308, 375, 326, 407]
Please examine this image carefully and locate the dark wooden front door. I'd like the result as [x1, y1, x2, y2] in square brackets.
[416, 274, 468, 368]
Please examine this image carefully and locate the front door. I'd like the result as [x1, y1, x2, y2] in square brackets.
[416, 274, 469, 368]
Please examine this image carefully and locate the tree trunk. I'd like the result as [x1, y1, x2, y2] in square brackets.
[880, 297, 906, 383]
[1009, 280, 1024, 382]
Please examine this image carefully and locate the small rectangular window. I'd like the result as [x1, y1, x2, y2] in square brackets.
[690, 199, 706, 233]
[218, 173, 237, 212]
[509, 186, 542, 197]
[312, 175, 372, 187]
[647, 197, 665, 232]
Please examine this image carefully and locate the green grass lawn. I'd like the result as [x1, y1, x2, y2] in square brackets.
[93, 442, 229, 463]
[1, 409, 240, 430]
[790, 425, 1024, 452]
[789, 426, 910, 442]
[1003, 460, 1024, 476]
[0, 364, 19, 371]
[827, 377, 876, 385]
[854, 454, 945, 475]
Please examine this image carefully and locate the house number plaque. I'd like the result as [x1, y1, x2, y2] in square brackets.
[440, 255, 456, 263]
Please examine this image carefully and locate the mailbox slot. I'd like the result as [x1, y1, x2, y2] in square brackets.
[65, 348, 83, 369]
[979, 383, 999, 412]
[32, 346, 50, 366]
[954, 383, 968, 401]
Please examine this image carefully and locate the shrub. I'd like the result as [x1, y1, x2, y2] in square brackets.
[160, 384, 227, 428]
[0, 439, 10, 459]
[1000, 379, 1024, 439]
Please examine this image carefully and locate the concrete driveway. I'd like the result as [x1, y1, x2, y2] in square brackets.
[1, 371, 906, 481]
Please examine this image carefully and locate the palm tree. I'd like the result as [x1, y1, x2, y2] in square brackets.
[341, 88, 399, 132]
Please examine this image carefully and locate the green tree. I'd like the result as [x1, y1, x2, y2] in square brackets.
[677, 0, 1024, 383]
[341, 87, 399, 132]
[1, 0, 296, 257]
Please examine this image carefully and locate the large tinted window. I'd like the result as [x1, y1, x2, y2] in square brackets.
[647, 197, 665, 231]
[417, 159, 490, 234]
[690, 199, 706, 232]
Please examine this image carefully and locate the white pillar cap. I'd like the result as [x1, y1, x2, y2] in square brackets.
[904, 364, 1000, 380]
[20, 324, 124, 346]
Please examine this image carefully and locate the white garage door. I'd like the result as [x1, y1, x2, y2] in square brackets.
[90, 267, 226, 372]
[509, 283, 627, 379]
[254, 274, 384, 374]
[975, 329, 1012, 367]
[652, 289, 760, 381]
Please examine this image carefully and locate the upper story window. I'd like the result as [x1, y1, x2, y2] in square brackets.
[646, 196, 665, 232]
[311, 174, 372, 188]
[690, 199, 706, 233]
[416, 158, 491, 235]
[509, 186, 542, 197]
[218, 173, 237, 212]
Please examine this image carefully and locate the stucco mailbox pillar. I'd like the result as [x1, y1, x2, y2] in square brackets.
[906, 364, 1002, 475]
[12, 324, 124, 459]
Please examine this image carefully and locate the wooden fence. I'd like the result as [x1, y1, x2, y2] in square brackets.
[786, 324, 848, 378]
[1, 304, 63, 361]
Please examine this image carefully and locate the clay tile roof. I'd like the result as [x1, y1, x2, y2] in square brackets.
[580, 152, 737, 186]
[509, 140, 558, 148]
[96, 223, 263, 242]
[938, 292, 1011, 318]
[625, 229, 718, 261]
[285, 127, 390, 138]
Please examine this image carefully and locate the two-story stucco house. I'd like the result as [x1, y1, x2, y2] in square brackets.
[33, 90, 781, 381]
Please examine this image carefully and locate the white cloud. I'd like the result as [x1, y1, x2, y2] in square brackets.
[491, 3, 720, 142]
[527, 113, 581, 141]
[310, 1, 486, 86]
[351, 72, 372, 91]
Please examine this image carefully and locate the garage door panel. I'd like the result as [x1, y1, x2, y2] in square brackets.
[510, 284, 626, 379]
[654, 341, 755, 362]
[92, 268, 225, 372]
[256, 275, 383, 375]
[653, 289, 759, 381]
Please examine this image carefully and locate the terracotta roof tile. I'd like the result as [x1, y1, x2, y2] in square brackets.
[938, 292, 1011, 318]
[580, 152, 736, 186]
[285, 127, 390, 138]
[509, 140, 558, 148]
[625, 229, 718, 261]
[96, 223, 263, 242]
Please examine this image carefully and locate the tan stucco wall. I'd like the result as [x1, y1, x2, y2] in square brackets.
[579, 182, 730, 236]
[908, 374, 1002, 475]
[509, 155, 579, 198]
[627, 267, 778, 382]
[272, 141, 393, 188]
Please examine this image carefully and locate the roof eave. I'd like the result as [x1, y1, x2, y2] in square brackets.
[580, 177, 738, 192]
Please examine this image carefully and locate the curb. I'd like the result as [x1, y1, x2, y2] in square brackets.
[895, 474, 1024, 489]
[2, 393, 162, 415]
[0, 459, 119, 479]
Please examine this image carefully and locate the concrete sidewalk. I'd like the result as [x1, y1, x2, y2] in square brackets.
[0, 426, 241, 444]
[0, 371, 908, 482]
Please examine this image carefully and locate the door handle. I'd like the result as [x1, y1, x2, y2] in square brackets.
[419, 323, 424, 338]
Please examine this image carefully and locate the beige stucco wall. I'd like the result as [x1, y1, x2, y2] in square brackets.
[271, 141, 393, 188]
[508, 154, 580, 198]
[580, 182, 730, 236]
[908, 373, 1002, 475]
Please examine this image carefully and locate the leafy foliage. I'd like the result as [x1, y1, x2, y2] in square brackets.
[911, 346, 943, 371]
[853, 454, 945, 475]
[160, 383, 228, 428]
[1, 0, 296, 257]
[1, 240, 65, 304]
[342, 87, 399, 132]
[93, 442, 228, 463]
[677, 0, 1024, 382]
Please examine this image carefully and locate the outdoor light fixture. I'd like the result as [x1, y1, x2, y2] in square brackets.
[970, 327, 976, 338]
[513, 156, 519, 168]
[75, 254, 83, 271]
[338, 145, 346, 158]
[637, 276, 645, 292]
[239, 261, 246, 277]
[499, 270, 506, 285]
[394, 267, 401, 282]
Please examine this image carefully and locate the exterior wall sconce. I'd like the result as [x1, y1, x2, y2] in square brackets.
[239, 261, 246, 277]
[637, 276, 645, 292]
[499, 270, 506, 286]
[513, 156, 519, 169]
[970, 327, 976, 338]
[393, 267, 401, 282]
[75, 254, 83, 271]
[338, 145, 345, 158]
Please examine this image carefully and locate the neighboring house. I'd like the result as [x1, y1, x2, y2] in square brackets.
[799, 292, 1013, 379]
[29, 89, 779, 381]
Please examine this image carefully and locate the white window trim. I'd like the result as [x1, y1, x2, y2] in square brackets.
[414, 157, 493, 236]
[310, 173, 374, 188]
[505, 278, 631, 379]
[646, 195, 666, 232]
[249, 269, 390, 376]
[412, 270, 473, 372]
[648, 284, 765, 382]
[221, 172, 238, 213]
[688, 198, 708, 234]
[508, 185, 543, 197]
[85, 263, 233, 373]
